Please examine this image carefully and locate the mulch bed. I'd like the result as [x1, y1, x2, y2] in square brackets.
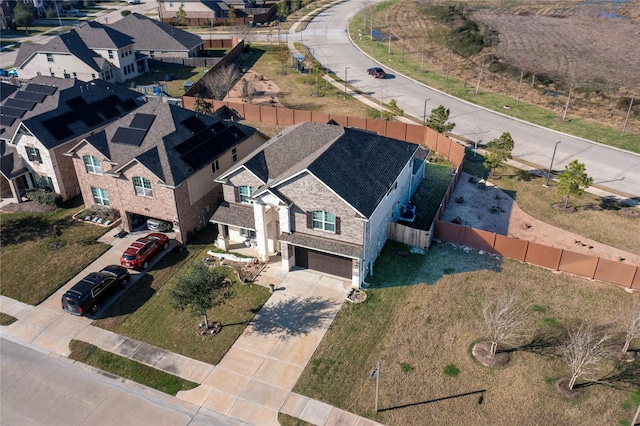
[619, 207, 640, 218]
[552, 203, 577, 213]
[472, 341, 511, 368]
[554, 377, 585, 399]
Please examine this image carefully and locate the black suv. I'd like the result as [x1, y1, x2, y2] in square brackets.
[61, 265, 130, 316]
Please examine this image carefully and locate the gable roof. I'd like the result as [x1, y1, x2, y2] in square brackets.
[231, 122, 418, 218]
[109, 13, 203, 52]
[77, 100, 258, 187]
[0, 140, 29, 180]
[0, 76, 144, 148]
[75, 21, 134, 50]
[14, 30, 112, 72]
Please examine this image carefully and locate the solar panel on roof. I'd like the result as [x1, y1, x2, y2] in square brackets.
[81, 112, 102, 126]
[43, 121, 73, 140]
[182, 116, 207, 133]
[25, 83, 56, 96]
[100, 105, 119, 119]
[14, 91, 46, 103]
[112, 127, 146, 146]
[130, 113, 155, 130]
[0, 115, 16, 126]
[5, 98, 37, 111]
[2, 107, 27, 118]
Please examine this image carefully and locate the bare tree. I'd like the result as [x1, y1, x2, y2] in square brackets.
[204, 64, 241, 100]
[620, 297, 640, 353]
[360, 0, 373, 35]
[479, 292, 529, 356]
[241, 78, 257, 104]
[560, 325, 610, 390]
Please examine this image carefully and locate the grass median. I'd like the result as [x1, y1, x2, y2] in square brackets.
[69, 340, 198, 395]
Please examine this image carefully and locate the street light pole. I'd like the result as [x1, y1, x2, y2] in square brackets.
[343, 67, 350, 99]
[544, 141, 561, 187]
[422, 97, 430, 126]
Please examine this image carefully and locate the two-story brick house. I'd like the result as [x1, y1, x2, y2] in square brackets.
[0, 76, 144, 202]
[210, 121, 428, 287]
[64, 99, 267, 242]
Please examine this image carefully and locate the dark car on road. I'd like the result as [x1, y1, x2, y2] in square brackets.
[120, 232, 170, 269]
[61, 265, 130, 316]
[367, 67, 386, 78]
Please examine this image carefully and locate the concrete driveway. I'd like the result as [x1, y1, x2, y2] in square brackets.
[177, 269, 352, 426]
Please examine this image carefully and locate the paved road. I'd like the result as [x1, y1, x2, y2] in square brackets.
[0, 338, 248, 426]
[300, 0, 640, 199]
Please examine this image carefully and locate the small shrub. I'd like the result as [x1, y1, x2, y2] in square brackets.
[444, 364, 460, 377]
[455, 196, 465, 203]
[25, 189, 62, 206]
[121, 9, 131, 16]
[399, 362, 414, 373]
[468, 176, 477, 183]
[452, 216, 462, 224]
[443, 267, 455, 274]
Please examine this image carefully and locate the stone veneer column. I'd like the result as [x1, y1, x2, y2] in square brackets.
[280, 242, 291, 272]
[215, 223, 229, 251]
[253, 202, 268, 261]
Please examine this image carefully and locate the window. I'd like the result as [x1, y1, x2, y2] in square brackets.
[91, 187, 110, 206]
[150, 51, 155, 58]
[169, 0, 173, 6]
[231, 147, 238, 162]
[39, 176, 53, 191]
[133, 176, 153, 197]
[108, 50, 114, 59]
[46, 53, 54, 62]
[83, 155, 102, 174]
[311, 210, 336, 233]
[211, 159, 219, 174]
[240, 228, 256, 238]
[25, 146, 42, 163]
[238, 185, 254, 203]
[72, 72, 77, 78]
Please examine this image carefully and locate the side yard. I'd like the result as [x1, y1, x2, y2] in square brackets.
[293, 241, 640, 425]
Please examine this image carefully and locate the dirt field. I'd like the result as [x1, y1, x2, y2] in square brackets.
[386, 0, 640, 129]
[441, 172, 640, 265]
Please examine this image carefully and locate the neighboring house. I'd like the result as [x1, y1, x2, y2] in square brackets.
[158, 0, 254, 21]
[210, 122, 428, 287]
[13, 14, 204, 82]
[14, 25, 138, 83]
[0, 76, 144, 202]
[109, 13, 204, 59]
[64, 99, 267, 242]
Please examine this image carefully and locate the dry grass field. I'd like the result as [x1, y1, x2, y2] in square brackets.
[376, 0, 640, 133]
[294, 242, 640, 425]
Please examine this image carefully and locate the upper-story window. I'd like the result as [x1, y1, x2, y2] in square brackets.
[211, 159, 219, 174]
[309, 210, 340, 234]
[46, 53, 54, 62]
[169, 0, 173, 6]
[25, 146, 42, 163]
[238, 185, 254, 204]
[83, 155, 102, 174]
[231, 147, 238, 163]
[133, 176, 153, 197]
[108, 50, 114, 59]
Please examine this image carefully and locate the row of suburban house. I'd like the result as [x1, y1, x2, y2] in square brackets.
[0, 75, 429, 287]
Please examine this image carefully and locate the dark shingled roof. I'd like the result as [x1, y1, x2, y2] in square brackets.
[279, 232, 362, 259]
[14, 30, 111, 72]
[109, 13, 203, 53]
[241, 122, 417, 218]
[0, 140, 29, 179]
[80, 101, 258, 187]
[76, 21, 134, 50]
[209, 202, 255, 230]
[11, 77, 143, 149]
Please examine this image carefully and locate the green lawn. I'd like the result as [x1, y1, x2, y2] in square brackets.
[0, 197, 111, 305]
[69, 340, 198, 395]
[123, 64, 210, 98]
[93, 224, 271, 365]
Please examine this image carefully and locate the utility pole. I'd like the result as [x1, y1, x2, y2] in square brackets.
[344, 67, 350, 99]
[544, 141, 561, 187]
[516, 70, 524, 106]
[622, 97, 634, 137]
[423, 97, 430, 126]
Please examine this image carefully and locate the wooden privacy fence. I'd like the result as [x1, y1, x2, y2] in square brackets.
[433, 220, 640, 290]
[180, 99, 467, 168]
[388, 222, 430, 249]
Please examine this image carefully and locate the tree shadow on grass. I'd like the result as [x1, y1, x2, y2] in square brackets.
[508, 327, 566, 358]
[246, 296, 338, 338]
